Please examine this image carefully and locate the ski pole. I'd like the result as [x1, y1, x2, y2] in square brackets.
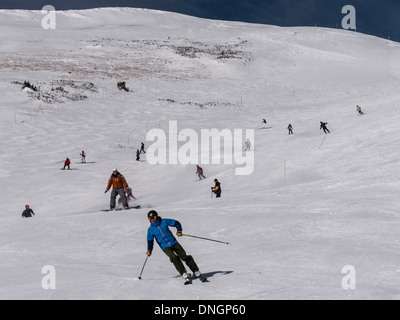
[183, 234, 230, 245]
[138, 255, 149, 280]
[318, 135, 327, 150]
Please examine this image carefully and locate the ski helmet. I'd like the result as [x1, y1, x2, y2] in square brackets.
[25, 205, 29, 208]
[147, 210, 158, 219]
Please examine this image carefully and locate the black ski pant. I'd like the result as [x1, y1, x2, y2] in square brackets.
[163, 242, 199, 276]
[214, 190, 221, 198]
[323, 128, 330, 134]
[197, 173, 206, 180]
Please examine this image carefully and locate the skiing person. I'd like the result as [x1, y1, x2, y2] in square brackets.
[22, 205, 35, 218]
[104, 168, 129, 210]
[244, 139, 252, 151]
[136, 149, 140, 161]
[146, 210, 206, 284]
[80, 150, 86, 163]
[196, 165, 206, 180]
[62, 158, 71, 170]
[262, 119, 267, 129]
[356, 105, 364, 115]
[287, 123, 293, 135]
[125, 187, 136, 201]
[320, 122, 330, 134]
[140, 142, 146, 154]
[118, 187, 136, 206]
[211, 179, 221, 198]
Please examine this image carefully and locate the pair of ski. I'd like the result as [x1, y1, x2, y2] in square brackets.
[184, 273, 208, 285]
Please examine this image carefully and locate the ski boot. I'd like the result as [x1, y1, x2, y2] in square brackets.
[183, 273, 192, 285]
[195, 271, 207, 282]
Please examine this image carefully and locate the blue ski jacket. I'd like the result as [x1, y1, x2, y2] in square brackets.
[147, 217, 182, 251]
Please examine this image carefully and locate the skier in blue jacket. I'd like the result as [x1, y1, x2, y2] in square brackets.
[146, 210, 206, 284]
[244, 139, 252, 151]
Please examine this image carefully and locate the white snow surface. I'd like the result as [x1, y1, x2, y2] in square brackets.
[1, 7, 400, 300]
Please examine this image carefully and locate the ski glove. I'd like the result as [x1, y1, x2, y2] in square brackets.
[177, 231, 182, 237]
[146, 250, 152, 257]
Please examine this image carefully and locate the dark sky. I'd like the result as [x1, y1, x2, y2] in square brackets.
[1, 0, 400, 42]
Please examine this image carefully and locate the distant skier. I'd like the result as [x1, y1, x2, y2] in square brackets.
[196, 165, 206, 180]
[211, 179, 221, 198]
[320, 122, 330, 134]
[244, 139, 252, 151]
[287, 123, 293, 135]
[140, 142, 146, 154]
[80, 150, 86, 163]
[356, 105, 364, 115]
[22, 205, 35, 218]
[62, 158, 71, 170]
[146, 210, 206, 284]
[104, 168, 129, 210]
[262, 119, 267, 129]
[136, 149, 140, 161]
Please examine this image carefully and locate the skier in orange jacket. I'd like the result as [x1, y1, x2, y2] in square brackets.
[105, 168, 129, 210]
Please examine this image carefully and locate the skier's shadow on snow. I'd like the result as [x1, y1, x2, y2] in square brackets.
[171, 271, 233, 280]
[202, 271, 233, 279]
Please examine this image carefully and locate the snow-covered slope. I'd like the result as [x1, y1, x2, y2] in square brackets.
[1, 8, 400, 300]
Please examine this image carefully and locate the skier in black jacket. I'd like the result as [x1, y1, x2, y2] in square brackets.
[140, 142, 146, 154]
[211, 179, 221, 198]
[287, 123, 293, 135]
[320, 122, 330, 134]
[22, 205, 35, 218]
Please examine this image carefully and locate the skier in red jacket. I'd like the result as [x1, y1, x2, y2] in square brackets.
[62, 158, 71, 170]
[196, 165, 206, 180]
[118, 187, 136, 206]
[80, 150, 86, 163]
